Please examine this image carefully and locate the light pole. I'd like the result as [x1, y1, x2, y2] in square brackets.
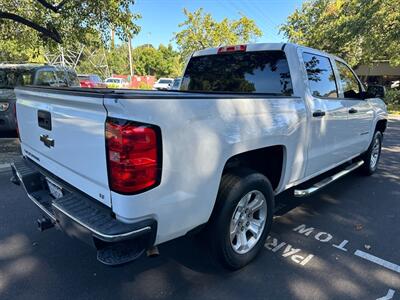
[147, 32, 151, 76]
[128, 38, 133, 77]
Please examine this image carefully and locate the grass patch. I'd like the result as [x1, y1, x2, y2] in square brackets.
[388, 104, 400, 115]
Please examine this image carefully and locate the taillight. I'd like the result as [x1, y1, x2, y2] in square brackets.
[80, 81, 93, 88]
[217, 45, 247, 54]
[106, 118, 161, 194]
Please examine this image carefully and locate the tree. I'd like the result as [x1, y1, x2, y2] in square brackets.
[280, 0, 400, 67]
[157, 44, 183, 77]
[101, 43, 182, 78]
[173, 8, 262, 60]
[0, 0, 141, 61]
[131, 44, 182, 77]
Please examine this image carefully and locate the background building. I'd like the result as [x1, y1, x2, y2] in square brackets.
[355, 61, 400, 88]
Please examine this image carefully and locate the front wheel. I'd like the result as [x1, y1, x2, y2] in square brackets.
[361, 131, 383, 175]
[208, 169, 274, 270]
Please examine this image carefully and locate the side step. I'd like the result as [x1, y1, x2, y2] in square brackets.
[294, 160, 364, 197]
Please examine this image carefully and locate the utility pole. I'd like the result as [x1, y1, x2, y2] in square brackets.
[147, 32, 151, 75]
[128, 38, 133, 77]
[111, 28, 115, 50]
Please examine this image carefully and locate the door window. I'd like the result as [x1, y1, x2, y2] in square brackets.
[303, 53, 338, 98]
[336, 61, 362, 98]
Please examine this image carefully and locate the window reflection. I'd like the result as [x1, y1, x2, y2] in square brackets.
[182, 50, 293, 95]
[303, 53, 338, 98]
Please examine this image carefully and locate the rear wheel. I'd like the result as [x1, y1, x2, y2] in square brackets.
[361, 131, 383, 175]
[208, 168, 274, 270]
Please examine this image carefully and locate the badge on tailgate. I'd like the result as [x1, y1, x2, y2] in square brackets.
[40, 134, 55, 148]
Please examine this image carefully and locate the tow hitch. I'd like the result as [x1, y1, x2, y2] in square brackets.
[37, 217, 55, 232]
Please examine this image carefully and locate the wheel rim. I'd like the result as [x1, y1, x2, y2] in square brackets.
[370, 136, 381, 169]
[229, 190, 267, 255]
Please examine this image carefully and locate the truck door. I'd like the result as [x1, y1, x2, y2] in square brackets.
[301, 52, 352, 177]
[333, 60, 374, 156]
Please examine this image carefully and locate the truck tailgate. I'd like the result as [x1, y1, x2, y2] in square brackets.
[15, 88, 111, 207]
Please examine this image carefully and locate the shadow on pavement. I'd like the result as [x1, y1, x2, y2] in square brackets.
[0, 118, 399, 300]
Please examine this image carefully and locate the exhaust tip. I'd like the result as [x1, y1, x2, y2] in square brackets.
[146, 246, 159, 258]
[37, 217, 55, 232]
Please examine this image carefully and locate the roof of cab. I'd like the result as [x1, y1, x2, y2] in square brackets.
[192, 42, 287, 57]
[191, 42, 345, 62]
[0, 63, 43, 70]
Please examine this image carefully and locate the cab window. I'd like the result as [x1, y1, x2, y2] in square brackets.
[35, 70, 57, 86]
[336, 61, 362, 99]
[303, 52, 338, 98]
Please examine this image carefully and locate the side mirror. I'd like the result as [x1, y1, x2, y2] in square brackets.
[366, 85, 386, 99]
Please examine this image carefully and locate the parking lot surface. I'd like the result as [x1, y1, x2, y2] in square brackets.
[0, 117, 399, 300]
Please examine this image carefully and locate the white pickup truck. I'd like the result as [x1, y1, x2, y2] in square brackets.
[11, 43, 387, 269]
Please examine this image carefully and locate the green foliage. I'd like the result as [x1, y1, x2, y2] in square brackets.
[81, 43, 183, 78]
[0, 0, 141, 58]
[137, 82, 153, 90]
[131, 44, 182, 77]
[385, 89, 400, 105]
[280, 0, 400, 67]
[173, 8, 262, 60]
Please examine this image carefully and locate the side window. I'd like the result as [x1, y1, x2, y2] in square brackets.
[67, 71, 80, 86]
[302, 52, 338, 98]
[55, 70, 68, 86]
[35, 70, 57, 86]
[336, 61, 361, 98]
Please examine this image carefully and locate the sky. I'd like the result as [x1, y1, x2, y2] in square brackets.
[130, 0, 305, 48]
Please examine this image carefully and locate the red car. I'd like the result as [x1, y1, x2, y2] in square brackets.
[78, 74, 107, 88]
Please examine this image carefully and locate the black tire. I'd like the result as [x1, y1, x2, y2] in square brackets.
[208, 168, 274, 270]
[361, 131, 383, 175]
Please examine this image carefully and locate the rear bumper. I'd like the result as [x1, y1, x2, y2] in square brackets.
[11, 157, 157, 263]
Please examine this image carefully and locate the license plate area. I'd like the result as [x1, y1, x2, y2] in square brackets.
[46, 177, 64, 199]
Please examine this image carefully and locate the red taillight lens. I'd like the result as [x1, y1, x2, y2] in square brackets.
[106, 118, 161, 194]
[217, 45, 247, 54]
[80, 81, 93, 88]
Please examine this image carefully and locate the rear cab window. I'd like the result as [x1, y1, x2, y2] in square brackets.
[181, 50, 293, 95]
[302, 52, 338, 98]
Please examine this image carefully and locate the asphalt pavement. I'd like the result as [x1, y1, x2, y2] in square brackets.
[0, 117, 399, 300]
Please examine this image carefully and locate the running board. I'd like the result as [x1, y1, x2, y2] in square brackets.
[294, 160, 364, 197]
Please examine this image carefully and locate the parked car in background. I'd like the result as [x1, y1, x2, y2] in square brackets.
[78, 74, 107, 88]
[105, 77, 129, 89]
[153, 78, 174, 90]
[0, 64, 79, 133]
[170, 77, 182, 90]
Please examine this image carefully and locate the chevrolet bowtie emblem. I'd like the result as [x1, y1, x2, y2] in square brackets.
[40, 134, 55, 148]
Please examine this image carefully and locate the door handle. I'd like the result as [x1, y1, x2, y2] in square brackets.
[349, 108, 358, 114]
[312, 110, 326, 117]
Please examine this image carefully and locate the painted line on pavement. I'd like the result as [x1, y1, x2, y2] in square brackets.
[376, 289, 395, 300]
[354, 250, 400, 274]
[0, 163, 11, 171]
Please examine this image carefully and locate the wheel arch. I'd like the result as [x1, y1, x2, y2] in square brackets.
[220, 145, 286, 193]
[375, 118, 387, 133]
